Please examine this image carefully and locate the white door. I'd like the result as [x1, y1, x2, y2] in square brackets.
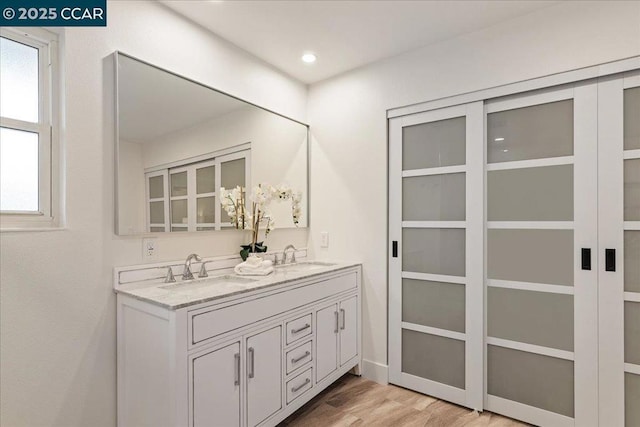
[339, 296, 358, 365]
[388, 102, 484, 410]
[484, 84, 599, 426]
[316, 303, 338, 383]
[598, 71, 640, 427]
[246, 326, 282, 427]
[192, 341, 241, 427]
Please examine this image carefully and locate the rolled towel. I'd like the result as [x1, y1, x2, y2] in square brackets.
[234, 259, 274, 276]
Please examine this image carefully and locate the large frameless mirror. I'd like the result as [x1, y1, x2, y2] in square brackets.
[114, 52, 309, 235]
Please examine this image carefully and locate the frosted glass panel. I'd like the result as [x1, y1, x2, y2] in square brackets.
[625, 301, 640, 365]
[402, 117, 465, 170]
[488, 345, 574, 417]
[625, 231, 640, 292]
[0, 37, 39, 123]
[487, 100, 573, 163]
[626, 373, 640, 427]
[148, 176, 164, 199]
[171, 227, 187, 232]
[171, 199, 187, 224]
[403, 173, 465, 221]
[150, 227, 164, 232]
[221, 158, 245, 189]
[0, 127, 39, 212]
[402, 279, 465, 332]
[625, 87, 640, 150]
[149, 201, 164, 224]
[488, 165, 573, 221]
[196, 166, 215, 194]
[402, 228, 465, 276]
[488, 229, 573, 286]
[488, 287, 573, 351]
[624, 159, 640, 221]
[196, 197, 215, 224]
[402, 329, 465, 389]
[170, 171, 187, 197]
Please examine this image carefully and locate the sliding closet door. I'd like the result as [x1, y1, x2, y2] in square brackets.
[484, 84, 598, 426]
[598, 71, 640, 427]
[389, 102, 483, 410]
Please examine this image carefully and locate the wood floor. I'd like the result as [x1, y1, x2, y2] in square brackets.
[279, 374, 529, 427]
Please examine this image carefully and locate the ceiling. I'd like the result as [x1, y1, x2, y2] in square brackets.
[162, 1, 558, 84]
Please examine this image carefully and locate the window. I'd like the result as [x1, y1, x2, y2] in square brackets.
[145, 149, 250, 232]
[0, 27, 60, 229]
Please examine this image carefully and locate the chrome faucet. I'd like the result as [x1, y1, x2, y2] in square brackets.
[182, 253, 202, 280]
[283, 244, 297, 264]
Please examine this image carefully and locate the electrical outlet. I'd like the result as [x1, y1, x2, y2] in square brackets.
[320, 231, 329, 248]
[143, 238, 157, 259]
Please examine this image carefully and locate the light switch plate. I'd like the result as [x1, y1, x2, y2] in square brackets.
[320, 231, 329, 248]
[143, 238, 157, 259]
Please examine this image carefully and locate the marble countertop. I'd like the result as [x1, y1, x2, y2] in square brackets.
[115, 261, 360, 310]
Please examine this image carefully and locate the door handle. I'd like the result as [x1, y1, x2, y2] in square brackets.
[605, 249, 616, 272]
[340, 308, 346, 330]
[392, 241, 398, 258]
[334, 311, 339, 334]
[234, 353, 240, 386]
[581, 248, 591, 271]
[247, 347, 255, 379]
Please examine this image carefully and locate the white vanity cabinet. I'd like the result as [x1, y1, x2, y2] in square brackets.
[116, 263, 361, 427]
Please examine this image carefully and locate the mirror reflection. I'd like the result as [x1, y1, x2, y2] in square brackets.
[115, 53, 308, 235]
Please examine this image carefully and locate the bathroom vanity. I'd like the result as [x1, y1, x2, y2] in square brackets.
[115, 255, 361, 427]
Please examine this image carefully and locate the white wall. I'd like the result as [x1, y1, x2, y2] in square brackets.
[307, 0, 640, 383]
[0, 2, 308, 426]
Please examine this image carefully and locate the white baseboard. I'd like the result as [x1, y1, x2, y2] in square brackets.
[361, 359, 388, 385]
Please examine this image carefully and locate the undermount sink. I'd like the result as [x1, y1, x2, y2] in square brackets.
[276, 261, 337, 272]
[160, 274, 257, 291]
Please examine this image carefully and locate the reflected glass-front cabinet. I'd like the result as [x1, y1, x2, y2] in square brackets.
[389, 68, 640, 427]
[145, 150, 249, 232]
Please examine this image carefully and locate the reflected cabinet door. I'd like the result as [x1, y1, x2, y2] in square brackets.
[388, 102, 484, 410]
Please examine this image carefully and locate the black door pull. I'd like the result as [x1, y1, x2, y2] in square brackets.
[581, 248, 591, 271]
[605, 249, 616, 272]
[392, 241, 398, 258]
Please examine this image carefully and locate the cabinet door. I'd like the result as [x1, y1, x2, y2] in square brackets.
[339, 296, 358, 365]
[192, 342, 241, 427]
[316, 304, 338, 383]
[246, 326, 282, 427]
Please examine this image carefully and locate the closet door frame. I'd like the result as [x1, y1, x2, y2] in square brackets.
[483, 83, 599, 427]
[388, 101, 484, 411]
[598, 70, 640, 427]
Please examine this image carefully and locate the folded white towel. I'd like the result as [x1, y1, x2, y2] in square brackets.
[234, 258, 274, 276]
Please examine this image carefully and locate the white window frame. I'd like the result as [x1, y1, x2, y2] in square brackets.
[0, 27, 61, 230]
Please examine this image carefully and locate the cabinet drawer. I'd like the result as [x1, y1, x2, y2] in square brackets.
[286, 341, 312, 374]
[190, 272, 357, 346]
[286, 368, 313, 404]
[286, 314, 313, 345]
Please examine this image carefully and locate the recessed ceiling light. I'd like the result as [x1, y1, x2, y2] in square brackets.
[494, 137, 505, 142]
[503, 149, 509, 153]
[301, 53, 317, 64]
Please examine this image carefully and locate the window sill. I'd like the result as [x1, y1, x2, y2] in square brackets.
[1, 216, 64, 232]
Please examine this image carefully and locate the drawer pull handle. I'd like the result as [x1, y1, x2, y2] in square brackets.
[234, 353, 240, 386]
[291, 324, 311, 334]
[291, 378, 311, 393]
[291, 351, 311, 364]
[340, 308, 346, 330]
[334, 311, 339, 334]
